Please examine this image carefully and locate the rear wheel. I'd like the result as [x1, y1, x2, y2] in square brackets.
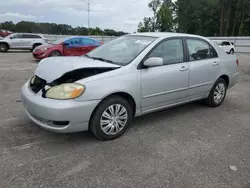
[49, 50, 61, 57]
[205, 78, 227, 107]
[90, 96, 133, 140]
[32, 43, 41, 51]
[0, 43, 8, 52]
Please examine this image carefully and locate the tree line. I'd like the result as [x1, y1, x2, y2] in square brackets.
[0, 21, 127, 36]
[138, 0, 250, 36]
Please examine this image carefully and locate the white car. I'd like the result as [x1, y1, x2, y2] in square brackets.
[0, 33, 47, 52]
[214, 40, 235, 54]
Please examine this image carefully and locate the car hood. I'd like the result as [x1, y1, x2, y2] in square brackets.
[35, 56, 121, 83]
[35, 43, 55, 50]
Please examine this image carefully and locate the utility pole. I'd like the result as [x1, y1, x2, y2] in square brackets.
[88, 0, 90, 35]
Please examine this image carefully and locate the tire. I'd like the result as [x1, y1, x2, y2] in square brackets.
[230, 49, 234, 54]
[90, 96, 133, 140]
[0, 43, 9, 52]
[49, 50, 61, 57]
[205, 78, 227, 107]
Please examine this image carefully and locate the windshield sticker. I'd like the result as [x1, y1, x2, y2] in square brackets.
[135, 40, 152, 45]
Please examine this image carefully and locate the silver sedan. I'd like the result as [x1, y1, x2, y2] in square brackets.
[21, 32, 239, 140]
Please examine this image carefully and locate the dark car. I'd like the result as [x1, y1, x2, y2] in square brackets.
[32, 36, 102, 59]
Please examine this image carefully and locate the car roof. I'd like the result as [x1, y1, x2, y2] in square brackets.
[12, 33, 43, 36]
[129, 32, 206, 39]
[64, 36, 98, 41]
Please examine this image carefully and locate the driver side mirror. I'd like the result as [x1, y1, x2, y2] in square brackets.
[144, 57, 163, 67]
[63, 42, 69, 46]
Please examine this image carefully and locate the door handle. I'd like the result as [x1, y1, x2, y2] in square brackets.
[212, 61, 219, 66]
[179, 66, 189, 71]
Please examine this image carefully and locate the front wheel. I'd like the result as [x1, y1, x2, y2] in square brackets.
[229, 49, 234, 54]
[0, 43, 8, 52]
[205, 78, 227, 107]
[90, 96, 133, 140]
[49, 50, 61, 57]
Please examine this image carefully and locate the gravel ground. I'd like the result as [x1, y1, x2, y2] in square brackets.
[0, 51, 249, 188]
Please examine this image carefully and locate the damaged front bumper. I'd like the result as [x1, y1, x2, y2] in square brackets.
[21, 82, 100, 133]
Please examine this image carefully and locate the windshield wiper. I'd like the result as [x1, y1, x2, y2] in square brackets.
[84, 55, 115, 64]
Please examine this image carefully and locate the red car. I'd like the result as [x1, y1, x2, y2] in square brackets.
[32, 36, 102, 59]
[0, 29, 13, 38]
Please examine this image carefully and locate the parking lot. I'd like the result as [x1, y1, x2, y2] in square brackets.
[0, 51, 249, 188]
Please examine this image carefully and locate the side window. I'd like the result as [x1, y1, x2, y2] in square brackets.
[22, 34, 31, 39]
[82, 38, 97, 46]
[32, 35, 41, 39]
[222, 41, 230, 46]
[148, 39, 184, 65]
[12, 34, 22, 39]
[68, 38, 81, 46]
[23, 34, 41, 39]
[187, 39, 212, 61]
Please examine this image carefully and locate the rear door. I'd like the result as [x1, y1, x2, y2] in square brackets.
[22, 34, 37, 48]
[80, 38, 100, 55]
[186, 38, 220, 100]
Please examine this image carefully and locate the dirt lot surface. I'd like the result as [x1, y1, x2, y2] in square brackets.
[0, 52, 249, 188]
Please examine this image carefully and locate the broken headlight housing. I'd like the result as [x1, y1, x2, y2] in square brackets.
[46, 83, 85, 99]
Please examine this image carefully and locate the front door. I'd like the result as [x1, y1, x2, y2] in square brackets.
[8, 34, 23, 48]
[141, 38, 189, 112]
[63, 38, 82, 56]
[185, 38, 220, 100]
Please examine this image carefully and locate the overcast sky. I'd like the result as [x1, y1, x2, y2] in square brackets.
[0, 0, 154, 33]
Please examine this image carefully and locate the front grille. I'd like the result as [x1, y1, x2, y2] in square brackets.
[30, 76, 46, 93]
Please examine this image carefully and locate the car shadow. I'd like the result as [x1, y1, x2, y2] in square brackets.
[33, 59, 40, 63]
[10, 50, 31, 53]
[131, 101, 206, 129]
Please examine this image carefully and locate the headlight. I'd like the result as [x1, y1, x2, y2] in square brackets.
[30, 75, 36, 84]
[41, 48, 47, 51]
[46, 83, 85, 99]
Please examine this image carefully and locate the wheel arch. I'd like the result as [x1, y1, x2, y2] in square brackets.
[0, 42, 9, 49]
[88, 92, 136, 130]
[33, 43, 42, 48]
[219, 74, 230, 86]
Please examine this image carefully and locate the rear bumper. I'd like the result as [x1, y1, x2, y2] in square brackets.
[229, 72, 240, 88]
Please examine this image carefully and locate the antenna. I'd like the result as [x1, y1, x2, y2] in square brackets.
[88, 0, 90, 35]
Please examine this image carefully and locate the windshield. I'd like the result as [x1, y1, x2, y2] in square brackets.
[86, 35, 156, 65]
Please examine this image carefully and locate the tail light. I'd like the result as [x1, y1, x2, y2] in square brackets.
[236, 59, 239, 66]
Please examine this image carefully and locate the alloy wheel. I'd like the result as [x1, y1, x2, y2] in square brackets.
[213, 83, 226, 104]
[100, 104, 128, 135]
